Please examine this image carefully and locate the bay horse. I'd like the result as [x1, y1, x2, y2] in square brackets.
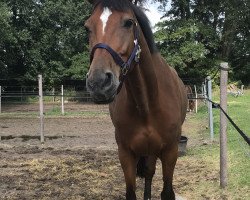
[85, 0, 187, 199]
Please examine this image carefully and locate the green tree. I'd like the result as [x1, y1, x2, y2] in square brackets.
[154, 0, 250, 84]
[66, 52, 90, 80]
[155, 18, 219, 80]
[0, 2, 13, 78]
[0, 0, 91, 86]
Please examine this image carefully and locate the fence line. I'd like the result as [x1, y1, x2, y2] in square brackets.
[0, 92, 92, 100]
[1, 75, 248, 145]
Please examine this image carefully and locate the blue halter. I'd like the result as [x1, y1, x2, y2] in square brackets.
[90, 22, 141, 94]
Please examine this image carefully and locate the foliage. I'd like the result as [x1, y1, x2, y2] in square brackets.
[66, 52, 90, 79]
[0, 0, 91, 86]
[155, 18, 219, 79]
[0, 2, 15, 78]
[1, 0, 249, 85]
[154, 0, 250, 85]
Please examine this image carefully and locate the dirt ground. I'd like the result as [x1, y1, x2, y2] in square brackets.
[0, 103, 224, 200]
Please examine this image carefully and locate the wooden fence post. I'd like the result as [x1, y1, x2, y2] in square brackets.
[207, 76, 214, 140]
[194, 85, 198, 113]
[21, 87, 23, 102]
[61, 85, 65, 115]
[52, 87, 55, 102]
[0, 86, 1, 114]
[240, 85, 244, 95]
[220, 62, 229, 188]
[203, 82, 207, 103]
[38, 75, 44, 143]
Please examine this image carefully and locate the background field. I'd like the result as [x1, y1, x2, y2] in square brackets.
[0, 91, 249, 200]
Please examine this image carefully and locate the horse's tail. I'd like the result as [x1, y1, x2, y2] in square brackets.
[136, 156, 146, 178]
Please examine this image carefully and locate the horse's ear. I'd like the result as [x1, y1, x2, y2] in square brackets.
[128, 0, 134, 3]
[87, 0, 140, 5]
[130, 0, 140, 5]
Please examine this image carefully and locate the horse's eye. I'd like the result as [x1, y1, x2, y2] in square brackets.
[124, 19, 134, 28]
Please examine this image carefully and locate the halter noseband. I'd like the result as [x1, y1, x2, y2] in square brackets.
[90, 22, 141, 94]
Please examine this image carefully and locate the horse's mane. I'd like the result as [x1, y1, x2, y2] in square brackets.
[94, 0, 158, 53]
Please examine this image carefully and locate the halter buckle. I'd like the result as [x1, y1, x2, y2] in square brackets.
[135, 44, 141, 63]
[121, 63, 129, 76]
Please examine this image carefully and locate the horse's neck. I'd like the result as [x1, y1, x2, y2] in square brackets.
[125, 38, 158, 115]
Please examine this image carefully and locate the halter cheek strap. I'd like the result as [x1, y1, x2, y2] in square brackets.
[90, 22, 141, 94]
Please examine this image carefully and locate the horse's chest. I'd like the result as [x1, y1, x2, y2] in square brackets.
[112, 107, 179, 155]
[125, 126, 165, 156]
[134, 129, 163, 155]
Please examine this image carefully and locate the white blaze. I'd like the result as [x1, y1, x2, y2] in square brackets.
[100, 7, 112, 34]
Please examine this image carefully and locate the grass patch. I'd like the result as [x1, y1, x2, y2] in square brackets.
[44, 106, 109, 117]
[181, 89, 250, 199]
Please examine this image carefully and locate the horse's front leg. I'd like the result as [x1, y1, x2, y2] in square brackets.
[160, 145, 178, 200]
[118, 146, 137, 200]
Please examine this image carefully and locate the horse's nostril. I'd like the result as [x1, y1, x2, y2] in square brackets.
[86, 70, 115, 93]
[103, 72, 113, 88]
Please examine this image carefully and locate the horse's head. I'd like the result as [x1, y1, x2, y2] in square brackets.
[85, 0, 140, 103]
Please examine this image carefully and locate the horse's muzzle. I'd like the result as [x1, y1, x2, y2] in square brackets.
[86, 69, 118, 104]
